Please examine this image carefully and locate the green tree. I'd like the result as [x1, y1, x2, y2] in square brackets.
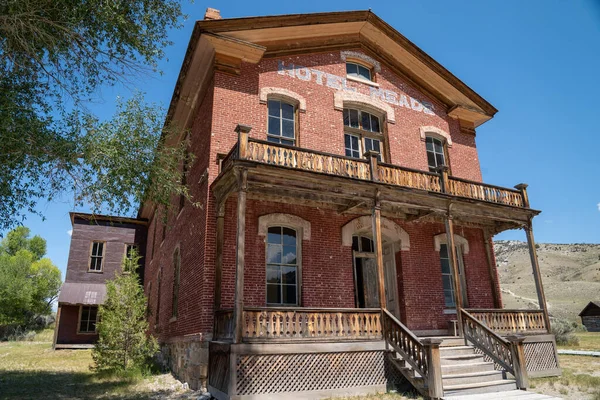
[92, 251, 157, 372]
[0, 227, 61, 325]
[0, 0, 194, 230]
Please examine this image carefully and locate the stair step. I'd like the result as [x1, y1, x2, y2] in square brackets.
[440, 346, 476, 356]
[443, 379, 517, 396]
[444, 389, 564, 399]
[442, 361, 495, 375]
[441, 354, 484, 365]
[442, 370, 504, 386]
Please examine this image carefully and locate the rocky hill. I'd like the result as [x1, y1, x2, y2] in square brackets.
[494, 240, 600, 322]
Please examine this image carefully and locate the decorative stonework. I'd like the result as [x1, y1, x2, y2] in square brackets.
[341, 216, 409, 250]
[258, 213, 311, 240]
[259, 87, 307, 112]
[433, 233, 469, 254]
[420, 126, 452, 147]
[158, 335, 209, 391]
[341, 51, 381, 73]
[334, 91, 396, 124]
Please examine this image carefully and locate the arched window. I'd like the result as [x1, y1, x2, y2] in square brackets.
[267, 99, 296, 146]
[266, 226, 299, 305]
[343, 108, 383, 161]
[426, 136, 447, 173]
[346, 61, 372, 81]
[171, 247, 181, 319]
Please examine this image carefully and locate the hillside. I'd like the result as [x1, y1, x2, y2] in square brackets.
[494, 240, 600, 322]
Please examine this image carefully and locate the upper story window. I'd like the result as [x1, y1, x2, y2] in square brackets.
[343, 108, 383, 162]
[267, 99, 296, 146]
[89, 241, 104, 272]
[426, 136, 447, 173]
[346, 62, 372, 81]
[266, 226, 299, 306]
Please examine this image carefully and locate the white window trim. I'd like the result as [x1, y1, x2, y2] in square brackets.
[334, 91, 395, 124]
[433, 233, 469, 254]
[260, 87, 306, 112]
[258, 213, 311, 240]
[77, 305, 98, 335]
[88, 241, 105, 273]
[420, 126, 452, 147]
[265, 226, 302, 307]
[341, 215, 410, 251]
[341, 51, 381, 73]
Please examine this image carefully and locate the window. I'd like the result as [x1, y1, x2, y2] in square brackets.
[89, 241, 104, 272]
[79, 305, 98, 333]
[439, 244, 466, 308]
[343, 108, 383, 161]
[125, 244, 138, 260]
[267, 99, 296, 145]
[172, 248, 181, 319]
[346, 62, 372, 81]
[426, 136, 446, 173]
[266, 227, 298, 305]
[155, 267, 162, 326]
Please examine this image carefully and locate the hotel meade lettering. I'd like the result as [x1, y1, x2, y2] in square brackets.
[277, 60, 435, 116]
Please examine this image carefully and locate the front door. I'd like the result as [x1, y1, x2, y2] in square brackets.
[383, 243, 400, 319]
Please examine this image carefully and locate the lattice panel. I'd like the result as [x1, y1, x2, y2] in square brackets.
[473, 347, 504, 371]
[524, 341, 558, 372]
[236, 351, 392, 395]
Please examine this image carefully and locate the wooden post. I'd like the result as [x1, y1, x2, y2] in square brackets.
[437, 165, 449, 193]
[422, 338, 444, 399]
[52, 305, 61, 350]
[371, 192, 386, 310]
[233, 169, 248, 343]
[364, 150, 379, 182]
[236, 124, 251, 160]
[514, 183, 530, 208]
[214, 202, 226, 312]
[483, 230, 502, 309]
[523, 220, 552, 332]
[507, 335, 529, 389]
[444, 215, 464, 337]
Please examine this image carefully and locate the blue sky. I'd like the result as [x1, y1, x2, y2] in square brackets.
[3, 0, 599, 280]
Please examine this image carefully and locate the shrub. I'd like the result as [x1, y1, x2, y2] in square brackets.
[551, 318, 580, 346]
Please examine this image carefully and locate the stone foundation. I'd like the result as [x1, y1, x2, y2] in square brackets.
[158, 333, 210, 391]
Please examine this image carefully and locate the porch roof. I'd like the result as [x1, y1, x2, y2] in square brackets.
[58, 282, 106, 306]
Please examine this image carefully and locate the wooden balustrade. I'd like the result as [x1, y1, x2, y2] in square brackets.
[377, 163, 442, 192]
[241, 307, 382, 341]
[382, 309, 428, 378]
[465, 309, 547, 334]
[447, 177, 524, 207]
[461, 309, 515, 374]
[214, 309, 234, 340]
[220, 143, 239, 174]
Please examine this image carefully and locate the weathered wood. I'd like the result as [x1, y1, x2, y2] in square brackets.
[466, 309, 547, 334]
[233, 168, 248, 344]
[382, 309, 428, 378]
[448, 177, 525, 208]
[514, 183, 530, 208]
[372, 193, 386, 310]
[365, 150, 379, 182]
[214, 309, 234, 340]
[236, 124, 251, 159]
[524, 220, 551, 332]
[507, 335, 530, 389]
[422, 338, 444, 400]
[483, 230, 501, 309]
[444, 215, 464, 336]
[214, 202, 226, 312]
[52, 305, 62, 350]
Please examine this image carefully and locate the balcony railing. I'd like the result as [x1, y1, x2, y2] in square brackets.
[220, 132, 527, 209]
[466, 309, 548, 334]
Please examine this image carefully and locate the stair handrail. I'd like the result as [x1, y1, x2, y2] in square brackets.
[460, 308, 514, 374]
[382, 308, 428, 378]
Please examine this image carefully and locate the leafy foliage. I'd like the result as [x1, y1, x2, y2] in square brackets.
[0, 227, 61, 325]
[92, 251, 157, 373]
[0, 0, 191, 230]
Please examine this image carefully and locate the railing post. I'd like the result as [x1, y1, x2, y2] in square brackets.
[236, 124, 251, 160]
[364, 150, 380, 182]
[507, 335, 529, 390]
[422, 338, 444, 400]
[514, 183, 530, 208]
[436, 165, 449, 193]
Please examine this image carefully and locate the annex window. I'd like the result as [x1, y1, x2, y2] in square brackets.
[125, 244, 138, 260]
[346, 61, 372, 81]
[172, 248, 181, 319]
[426, 136, 446, 173]
[266, 226, 298, 306]
[343, 108, 383, 161]
[155, 267, 162, 326]
[79, 305, 98, 333]
[439, 244, 467, 308]
[267, 99, 296, 146]
[89, 241, 104, 272]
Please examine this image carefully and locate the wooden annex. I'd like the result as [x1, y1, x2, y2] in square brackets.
[579, 301, 600, 332]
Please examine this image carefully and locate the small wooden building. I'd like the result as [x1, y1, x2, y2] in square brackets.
[579, 301, 600, 332]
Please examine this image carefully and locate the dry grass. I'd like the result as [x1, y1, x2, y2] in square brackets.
[326, 394, 420, 400]
[530, 355, 600, 400]
[559, 332, 600, 351]
[0, 330, 200, 400]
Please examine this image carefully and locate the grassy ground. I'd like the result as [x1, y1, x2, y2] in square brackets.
[0, 330, 199, 400]
[559, 332, 600, 351]
[530, 354, 600, 400]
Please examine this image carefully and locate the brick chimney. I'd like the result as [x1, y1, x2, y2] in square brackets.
[204, 8, 222, 20]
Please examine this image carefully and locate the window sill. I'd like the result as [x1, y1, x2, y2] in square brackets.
[346, 75, 380, 87]
[76, 331, 98, 335]
[169, 317, 177, 323]
[87, 270, 103, 274]
[443, 309, 457, 315]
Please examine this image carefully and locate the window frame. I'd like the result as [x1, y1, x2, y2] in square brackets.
[266, 99, 298, 146]
[425, 136, 450, 174]
[77, 305, 98, 334]
[265, 225, 302, 307]
[345, 61, 374, 82]
[439, 244, 468, 309]
[171, 247, 181, 320]
[88, 241, 105, 273]
[343, 108, 385, 162]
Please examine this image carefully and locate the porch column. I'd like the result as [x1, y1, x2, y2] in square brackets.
[524, 220, 551, 332]
[444, 215, 464, 336]
[213, 201, 225, 312]
[233, 168, 248, 343]
[371, 192, 386, 310]
[483, 229, 502, 309]
[52, 305, 61, 350]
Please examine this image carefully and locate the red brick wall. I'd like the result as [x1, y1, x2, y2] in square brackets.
[56, 305, 98, 345]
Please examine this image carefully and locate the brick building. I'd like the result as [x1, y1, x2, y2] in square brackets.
[61, 9, 561, 399]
